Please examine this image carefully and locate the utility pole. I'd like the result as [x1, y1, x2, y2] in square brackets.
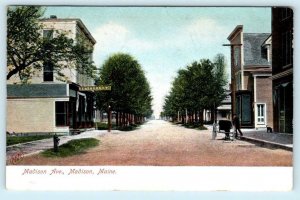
[108, 105, 111, 132]
[223, 43, 242, 120]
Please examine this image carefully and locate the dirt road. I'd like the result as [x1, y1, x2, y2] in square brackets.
[15, 120, 292, 166]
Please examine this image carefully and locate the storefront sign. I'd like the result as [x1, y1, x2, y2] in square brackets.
[79, 85, 111, 91]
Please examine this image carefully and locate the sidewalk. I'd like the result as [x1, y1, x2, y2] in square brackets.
[205, 124, 293, 151]
[241, 128, 293, 151]
[6, 129, 111, 160]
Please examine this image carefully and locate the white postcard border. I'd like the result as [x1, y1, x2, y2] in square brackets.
[6, 166, 293, 191]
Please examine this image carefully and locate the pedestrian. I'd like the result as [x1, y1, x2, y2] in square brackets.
[232, 114, 243, 138]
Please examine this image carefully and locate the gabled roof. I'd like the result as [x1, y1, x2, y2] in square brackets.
[243, 33, 271, 66]
[227, 25, 243, 41]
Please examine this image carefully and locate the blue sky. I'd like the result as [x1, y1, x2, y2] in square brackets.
[44, 7, 271, 118]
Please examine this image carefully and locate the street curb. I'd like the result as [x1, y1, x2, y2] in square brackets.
[6, 137, 54, 149]
[241, 136, 293, 152]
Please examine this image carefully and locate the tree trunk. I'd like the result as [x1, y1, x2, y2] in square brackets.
[116, 112, 119, 127]
[211, 106, 215, 123]
[199, 110, 204, 126]
[122, 112, 125, 127]
[191, 113, 194, 124]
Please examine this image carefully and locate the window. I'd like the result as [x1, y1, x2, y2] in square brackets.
[261, 46, 268, 60]
[257, 104, 265, 124]
[43, 30, 53, 39]
[56, 102, 68, 126]
[234, 47, 240, 68]
[281, 31, 293, 67]
[43, 30, 54, 81]
[236, 72, 242, 91]
[43, 62, 53, 81]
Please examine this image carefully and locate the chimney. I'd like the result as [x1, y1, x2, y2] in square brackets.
[50, 15, 57, 19]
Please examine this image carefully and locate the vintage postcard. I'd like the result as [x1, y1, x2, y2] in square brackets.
[6, 6, 293, 191]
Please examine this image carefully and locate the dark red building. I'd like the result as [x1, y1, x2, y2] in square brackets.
[272, 7, 293, 133]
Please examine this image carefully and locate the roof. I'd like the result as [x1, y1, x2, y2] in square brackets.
[262, 34, 272, 47]
[243, 33, 271, 66]
[40, 18, 96, 45]
[227, 25, 243, 41]
[221, 91, 231, 104]
[217, 104, 231, 110]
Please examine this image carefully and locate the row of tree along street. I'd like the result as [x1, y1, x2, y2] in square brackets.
[161, 54, 228, 127]
[95, 53, 153, 129]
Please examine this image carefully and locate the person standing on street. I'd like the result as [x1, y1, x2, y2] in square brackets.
[232, 114, 243, 138]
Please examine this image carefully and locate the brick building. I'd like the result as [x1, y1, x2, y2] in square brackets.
[227, 25, 273, 129]
[7, 16, 96, 134]
[271, 7, 293, 133]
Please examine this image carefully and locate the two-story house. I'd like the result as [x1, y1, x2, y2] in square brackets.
[7, 16, 97, 135]
[227, 25, 273, 129]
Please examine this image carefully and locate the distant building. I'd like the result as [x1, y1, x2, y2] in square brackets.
[227, 25, 273, 128]
[271, 8, 293, 133]
[216, 90, 232, 120]
[203, 90, 231, 122]
[7, 16, 96, 134]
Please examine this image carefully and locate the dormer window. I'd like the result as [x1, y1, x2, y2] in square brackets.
[261, 43, 271, 63]
[261, 46, 268, 60]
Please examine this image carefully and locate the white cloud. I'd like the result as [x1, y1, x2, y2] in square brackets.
[159, 18, 229, 49]
[93, 22, 129, 50]
[184, 18, 227, 42]
[92, 22, 156, 66]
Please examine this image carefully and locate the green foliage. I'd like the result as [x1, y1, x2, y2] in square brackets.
[119, 124, 139, 131]
[95, 122, 139, 131]
[95, 122, 117, 130]
[7, 6, 96, 82]
[7, 135, 53, 146]
[95, 53, 153, 118]
[183, 123, 208, 130]
[41, 138, 99, 157]
[162, 54, 228, 124]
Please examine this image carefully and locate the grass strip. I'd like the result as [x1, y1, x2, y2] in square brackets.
[7, 135, 54, 146]
[41, 138, 99, 157]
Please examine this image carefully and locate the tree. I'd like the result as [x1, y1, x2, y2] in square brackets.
[96, 53, 152, 127]
[162, 54, 228, 126]
[7, 6, 96, 82]
[210, 53, 228, 122]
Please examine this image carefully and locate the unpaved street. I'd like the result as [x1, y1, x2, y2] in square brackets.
[16, 120, 292, 166]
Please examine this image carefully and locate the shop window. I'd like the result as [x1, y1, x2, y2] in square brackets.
[56, 101, 68, 126]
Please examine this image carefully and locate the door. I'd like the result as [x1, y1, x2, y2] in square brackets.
[256, 103, 266, 126]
